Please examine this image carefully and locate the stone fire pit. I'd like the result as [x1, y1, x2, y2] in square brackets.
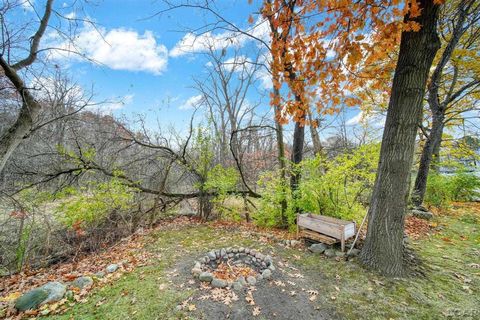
[191, 247, 275, 290]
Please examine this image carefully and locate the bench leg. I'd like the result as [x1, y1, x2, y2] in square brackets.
[341, 226, 345, 252]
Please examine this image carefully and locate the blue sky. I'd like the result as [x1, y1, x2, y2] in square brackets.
[15, 0, 373, 139]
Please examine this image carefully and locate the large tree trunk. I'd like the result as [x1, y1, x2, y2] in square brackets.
[273, 87, 289, 228]
[0, 60, 42, 173]
[290, 116, 305, 192]
[412, 113, 445, 206]
[360, 0, 441, 276]
[411, 0, 472, 206]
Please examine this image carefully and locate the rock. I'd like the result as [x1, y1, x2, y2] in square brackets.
[324, 249, 336, 258]
[268, 265, 276, 271]
[348, 248, 361, 257]
[238, 276, 248, 286]
[220, 248, 226, 257]
[238, 247, 245, 253]
[262, 269, 272, 279]
[232, 282, 243, 291]
[71, 276, 93, 290]
[256, 253, 265, 260]
[207, 251, 217, 260]
[15, 288, 49, 311]
[309, 243, 327, 254]
[290, 240, 301, 246]
[94, 271, 105, 278]
[256, 274, 263, 281]
[245, 248, 250, 254]
[246, 276, 257, 285]
[264, 255, 272, 264]
[335, 251, 346, 258]
[106, 264, 119, 273]
[211, 278, 228, 288]
[411, 209, 433, 220]
[228, 253, 234, 258]
[40, 282, 66, 304]
[191, 268, 202, 277]
[233, 248, 238, 253]
[199, 272, 213, 283]
[215, 249, 221, 258]
[194, 262, 202, 269]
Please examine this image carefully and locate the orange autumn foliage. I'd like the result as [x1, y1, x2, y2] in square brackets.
[255, 0, 444, 125]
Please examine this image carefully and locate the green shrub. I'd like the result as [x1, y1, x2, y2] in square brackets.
[56, 177, 138, 229]
[424, 173, 452, 208]
[295, 143, 379, 224]
[255, 143, 380, 229]
[424, 169, 480, 207]
[255, 169, 295, 229]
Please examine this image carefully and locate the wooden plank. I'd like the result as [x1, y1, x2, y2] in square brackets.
[303, 213, 353, 226]
[299, 229, 337, 245]
[298, 215, 343, 238]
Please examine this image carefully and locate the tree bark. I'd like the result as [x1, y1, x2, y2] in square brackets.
[0, 0, 54, 174]
[412, 113, 444, 206]
[273, 87, 289, 228]
[411, 0, 474, 206]
[360, 0, 441, 276]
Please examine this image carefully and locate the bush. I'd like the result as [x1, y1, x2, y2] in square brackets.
[255, 143, 380, 229]
[424, 169, 480, 207]
[295, 143, 379, 224]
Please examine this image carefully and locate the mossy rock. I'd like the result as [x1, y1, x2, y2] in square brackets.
[15, 288, 49, 311]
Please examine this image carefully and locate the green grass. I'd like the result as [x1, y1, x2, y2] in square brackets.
[49, 210, 480, 320]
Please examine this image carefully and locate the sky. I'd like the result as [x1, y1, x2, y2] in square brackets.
[13, 0, 378, 139]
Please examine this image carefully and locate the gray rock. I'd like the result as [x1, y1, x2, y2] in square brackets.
[256, 274, 263, 281]
[290, 240, 301, 246]
[233, 248, 238, 253]
[191, 268, 202, 276]
[15, 288, 49, 311]
[246, 276, 257, 285]
[211, 278, 228, 288]
[309, 243, 327, 254]
[238, 276, 248, 286]
[220, 248, 226, 257]
[256, 253, 265, 260]
[262, 269, 272, 279]
[40, 282, 66, 304]
[269, 265, 276, 271]
[106, 264, 119, 273]
[207, 251, 216, 260]
[194, 262, 202, 269]
[226, 247, 232, 253]
[228, 253, 234, 258]
[335, 251, 346, 258]
[232, 282, 243, 291]
[245, 248, 250, 254]
[238, 247, 245, 253]
[324, 249, 336, 258]
[411, 209, 434, 220]
[215, 249, 221, 258]
[71, 276, 93, 290]
[264, 255, 272, 264]
[199, 272, 213, 282]
[94, 271, 105, 278]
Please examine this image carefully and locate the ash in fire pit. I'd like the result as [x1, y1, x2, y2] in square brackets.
[192, 247, 275, 290]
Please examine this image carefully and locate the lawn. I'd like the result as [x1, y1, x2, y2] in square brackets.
[40, 206, 480, 319]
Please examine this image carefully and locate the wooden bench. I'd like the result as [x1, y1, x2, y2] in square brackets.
[297, 213, 356, 252]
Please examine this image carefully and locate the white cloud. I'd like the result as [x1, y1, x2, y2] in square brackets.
[170, 17, 270, 57]
[179, 95, 204, 110]
[47, 24, 168, 75]
[347, 110, 386, 127]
